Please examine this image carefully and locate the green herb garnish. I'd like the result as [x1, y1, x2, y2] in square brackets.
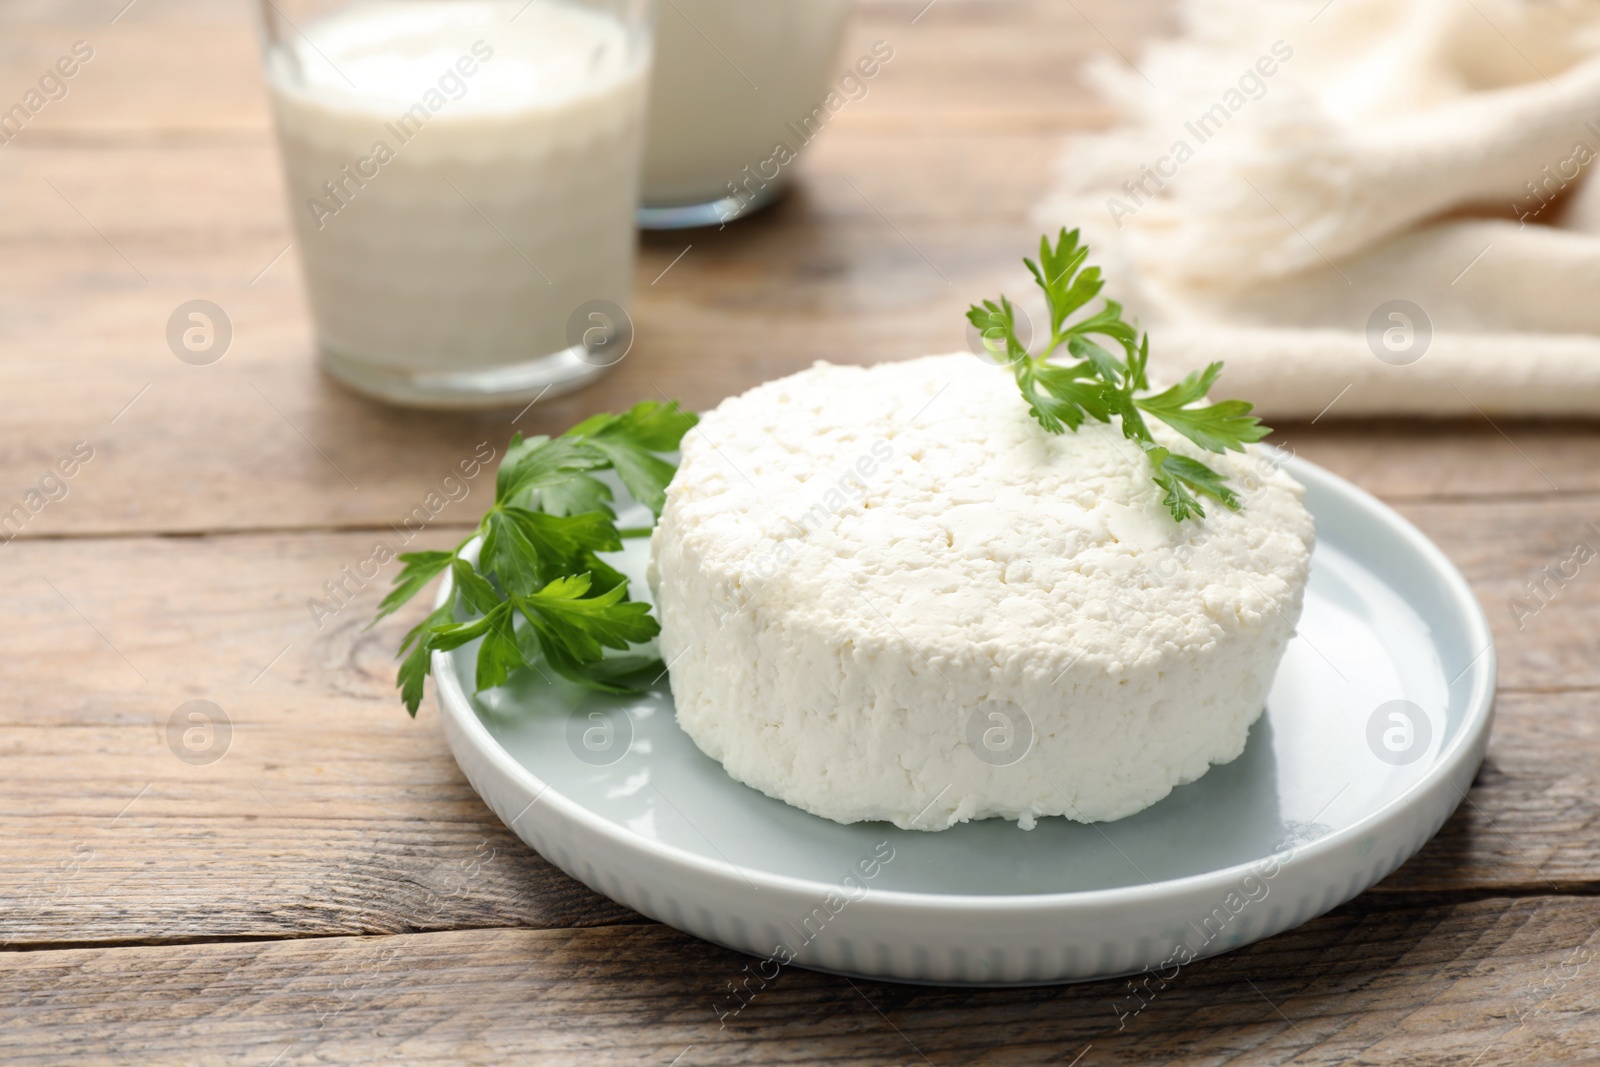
[967, 228, 1270, 521]
[375, 400, 698, 715]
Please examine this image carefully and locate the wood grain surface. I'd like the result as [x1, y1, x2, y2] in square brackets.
[2, 0, 1597, 1064]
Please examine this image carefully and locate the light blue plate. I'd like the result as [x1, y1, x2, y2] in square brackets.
[438, 452, 1495, 984]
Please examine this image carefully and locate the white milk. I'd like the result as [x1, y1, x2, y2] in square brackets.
[266, 0, 650, 405]
[642, 0, 852, 213]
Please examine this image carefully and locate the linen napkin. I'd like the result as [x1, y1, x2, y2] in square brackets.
[1034, 0, 1600, 418]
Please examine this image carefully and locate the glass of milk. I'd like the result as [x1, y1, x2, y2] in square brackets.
[639, 0, 853, 229]
[258, 0, 654, 408]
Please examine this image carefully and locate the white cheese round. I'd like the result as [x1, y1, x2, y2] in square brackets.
[648, 353, 1314, 830]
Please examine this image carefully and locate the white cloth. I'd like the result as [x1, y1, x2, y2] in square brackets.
[1034, 0, 1600, 418]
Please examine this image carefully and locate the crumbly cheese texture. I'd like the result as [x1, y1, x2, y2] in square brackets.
[648, 353, 1314, 830]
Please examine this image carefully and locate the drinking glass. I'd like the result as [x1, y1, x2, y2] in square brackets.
[258, 0, 655, 408]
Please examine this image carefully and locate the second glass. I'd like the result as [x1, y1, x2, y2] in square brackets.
[639, 0, 854, 228]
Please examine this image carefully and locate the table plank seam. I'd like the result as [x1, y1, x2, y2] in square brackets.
[0, 917, 664, 956]
[6, 885, 1596, 958]
[2, 480, 1597, 546]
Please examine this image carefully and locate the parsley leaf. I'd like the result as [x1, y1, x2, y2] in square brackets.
[969, 229, 1271, 521]
[495, 435, 604, 506]
[377, 400, 697, 716]
[473, 604, 524, 694]
[568, 400, 698, 516]
[374, 551, 456, 623]
[1143, 443, 1241, 523]
[1134, 363, 1269, 454]
[531, 472, 614, 519]
[518, 573, 659, 663]
[397, 603, 453, 713]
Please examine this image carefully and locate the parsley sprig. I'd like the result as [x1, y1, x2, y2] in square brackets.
[374, 400, 698, 715]
[967, 229, 1270, 521]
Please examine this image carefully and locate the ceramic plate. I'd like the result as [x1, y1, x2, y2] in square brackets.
[435, 452, 1495, 986]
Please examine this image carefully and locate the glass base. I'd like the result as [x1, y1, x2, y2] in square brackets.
[321, 343, 613, 410]
[637, 181, 785, 229]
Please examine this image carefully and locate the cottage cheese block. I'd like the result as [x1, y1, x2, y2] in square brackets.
[648, 353, 1314, 830]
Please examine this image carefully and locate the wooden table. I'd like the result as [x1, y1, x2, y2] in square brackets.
[3, 0, 1597, 1062]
